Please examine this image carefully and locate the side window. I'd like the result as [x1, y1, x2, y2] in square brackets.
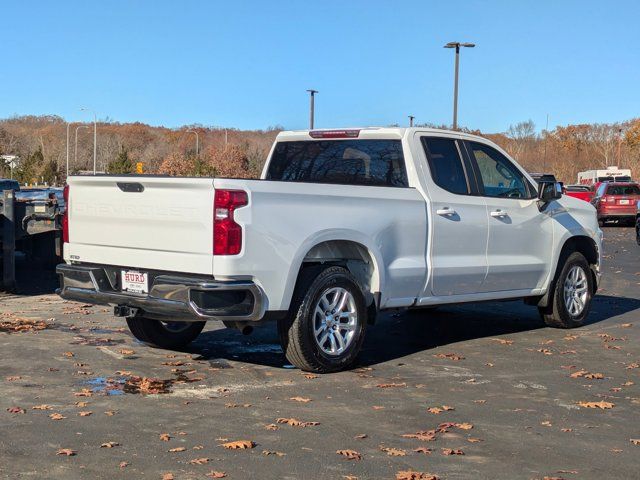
[421, 137, 469, 195]
[468, 142, 533, 199]
[596, 183, 607, 197]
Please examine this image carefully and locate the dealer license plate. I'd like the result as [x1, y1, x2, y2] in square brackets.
[121, 270, 148, 294]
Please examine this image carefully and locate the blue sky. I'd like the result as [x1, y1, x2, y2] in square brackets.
[1, 0, 638, 133]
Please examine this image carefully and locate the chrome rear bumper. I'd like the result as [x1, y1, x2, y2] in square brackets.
[56, 263, 266, 322]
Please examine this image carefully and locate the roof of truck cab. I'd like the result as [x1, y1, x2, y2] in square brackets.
[276, 127, 488, 142]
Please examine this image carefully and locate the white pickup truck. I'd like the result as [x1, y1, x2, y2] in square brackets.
[57, 128, 602, 372]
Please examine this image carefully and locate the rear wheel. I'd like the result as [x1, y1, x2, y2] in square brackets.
[126, 317, 205, 349]
[539, 252, 593, 328]
[278, 265, 367, 373]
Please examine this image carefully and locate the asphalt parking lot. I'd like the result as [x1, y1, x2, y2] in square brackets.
[1, 227, 638, 480]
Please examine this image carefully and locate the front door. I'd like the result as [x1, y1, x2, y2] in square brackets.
[465, 141, 553, 292]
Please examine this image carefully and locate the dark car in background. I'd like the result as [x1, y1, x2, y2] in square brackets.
[592, 182, 640, 226]
[0, 179, 21, 192]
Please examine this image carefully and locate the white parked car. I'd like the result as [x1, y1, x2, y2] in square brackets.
[57, 128, 602, 372]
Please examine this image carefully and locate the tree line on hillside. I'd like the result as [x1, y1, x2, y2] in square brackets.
[0, 115, 639, 185]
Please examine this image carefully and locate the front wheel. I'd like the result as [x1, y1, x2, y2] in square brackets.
[278, 265, 367, 373]
[539, 252, 593, 328]
[126, 317, 205, 349]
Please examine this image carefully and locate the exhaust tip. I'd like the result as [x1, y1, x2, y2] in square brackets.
[241, 325, 253, 336]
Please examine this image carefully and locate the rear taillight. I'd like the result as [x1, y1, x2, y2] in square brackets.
[602, 195, 613, 203]
[213, 189, 248, 255]
[62, 184, 70, 243]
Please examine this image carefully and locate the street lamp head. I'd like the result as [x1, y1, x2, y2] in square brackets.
[307, 89, 318, 94]
[444, 42, 475, 48]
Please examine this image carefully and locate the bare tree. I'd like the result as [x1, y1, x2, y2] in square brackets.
[505, 120, 536, 160]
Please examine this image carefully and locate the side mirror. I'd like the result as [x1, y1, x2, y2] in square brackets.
[537, 175, 562, 205]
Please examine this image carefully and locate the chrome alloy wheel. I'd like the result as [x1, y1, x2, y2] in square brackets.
[313, 287, 358, 356]
[563, 265, 589, 317]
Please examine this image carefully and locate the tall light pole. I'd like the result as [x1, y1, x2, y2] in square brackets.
[187, 129, 199, 156]
[408, 115, 415, 127]
[307, 89, 318, 129]
[75, 125, 89, 170]
[444, 42, 475, 130]
[80, 108, 97, 174]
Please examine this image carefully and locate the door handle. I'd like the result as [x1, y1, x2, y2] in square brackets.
[490, 209, 508, 218]
[436, 207, 457, 216]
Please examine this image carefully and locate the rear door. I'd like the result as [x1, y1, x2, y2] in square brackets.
[464, 141, 553, 292]
[66, 176, 216, 275]
[416, 135, 489, 297]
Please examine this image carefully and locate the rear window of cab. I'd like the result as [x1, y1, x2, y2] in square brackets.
[266, 140, 409, 187]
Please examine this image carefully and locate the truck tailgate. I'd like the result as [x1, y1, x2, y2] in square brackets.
[65, 176, 215, 275]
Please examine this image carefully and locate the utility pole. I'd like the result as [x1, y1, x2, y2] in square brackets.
[543, 114, 549, 171]
[66, 122, 71, 178]
[81, 108, 98, 174]
[75, 125, 89, 169]
[408, 115, 415, 127]
[307, 89, 318, 129]
[444, 42, 475, 130]
[187, 129, 199, 156]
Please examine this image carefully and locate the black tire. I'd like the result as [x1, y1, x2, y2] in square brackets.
[126, 317, 205, 349]
[636, 219, 640, 245]
[598, 218, 605, 227]
[539, 252, 593, 328]
[278, 265, 367, 373]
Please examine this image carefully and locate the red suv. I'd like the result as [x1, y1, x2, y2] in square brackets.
[591, 181, 640, 226]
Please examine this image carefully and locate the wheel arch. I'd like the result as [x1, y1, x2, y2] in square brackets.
[282, 231, 385, 315]
[537, 234, 600, 308]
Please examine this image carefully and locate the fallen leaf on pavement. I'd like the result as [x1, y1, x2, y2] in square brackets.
[7, 407, 26, 414]
[290, 396, 312, 402]
[396, 471, 439, 480]
[160, 433, 171, 441]
[376, 382, 406, 388]
[189, 458, 209, 464]
[276, 417, 320, 427]
[119, 462, 129, 468]
[380, 446, 406, 456]
[578, 401, 615, 409]
[49, 413, 66, 420]
[207, 472, 227, 479]
[441, 448, 464, 455]
[56, 448, 76, 456]
[337, 449, 362, 460]
[78, 411, 92, 417]
[413, 447, 432, 454]
[100, 442, 120, 448]
[220, 440, 255, 449]
[433, 353, 465, 361]
[32, 404, 52, 410]
[630, 439, 640, 445]
[168, 447, 186, 452]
